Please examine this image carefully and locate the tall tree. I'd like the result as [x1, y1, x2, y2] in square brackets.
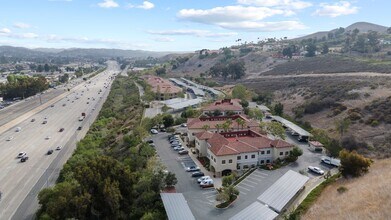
[335, 118, 350, 141]
[305, 42, 317, 57]
[273, 102, 284, 116]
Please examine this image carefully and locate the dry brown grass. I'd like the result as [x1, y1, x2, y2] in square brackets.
[303, 158, 391, 220]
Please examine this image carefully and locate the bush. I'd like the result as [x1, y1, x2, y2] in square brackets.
[339, 150, 372, 177]
[337, 186, 348, 193]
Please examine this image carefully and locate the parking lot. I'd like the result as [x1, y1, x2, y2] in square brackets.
[150, 130, 337, 219]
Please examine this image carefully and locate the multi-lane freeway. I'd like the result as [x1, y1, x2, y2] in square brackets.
[0, 61, 120, 219]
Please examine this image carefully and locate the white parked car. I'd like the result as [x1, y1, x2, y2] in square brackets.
[150, 129, 158, 134]
[308, 166, 325, 175]
[200, 179, 214, 188]
[197, 176, 211, 183]
[17, 152, 27, 158]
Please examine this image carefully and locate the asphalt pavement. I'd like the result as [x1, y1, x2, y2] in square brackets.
[0, 61, 119, 219]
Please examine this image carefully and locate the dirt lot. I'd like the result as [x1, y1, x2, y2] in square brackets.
[303, 159, 391, 220]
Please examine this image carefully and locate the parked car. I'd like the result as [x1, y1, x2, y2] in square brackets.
[147, 139, 154, 144]
[200, 179, 214, 188]
[150, 129, 158, 134]
[308, 166, 325, 175]
[186, 166, 200, 172]
[149, 143, 156, 147]
[47, 150, 54, 155]
[321, 156, 341, 167]
[170, 141, 180, 146]
[174, 146, 184, 151]
[20, 156, 29, 163]
[181, 123, 187, 127]
[191, 171, 204, 177]
[17, 152, 27, 158]
[178, 150, 189, 155]
[197, 175, 211, 183]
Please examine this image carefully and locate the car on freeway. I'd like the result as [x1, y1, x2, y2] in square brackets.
[56, 146, 62, 151]
[6, 136, 14, 141]
[47, 150, 54, 155]
[186, 166, 200, 172]
[17, 152, 27, 158]
[197, 176, 211, 183]
[20, 156, 29, 163]
[45, 136, 51, 140]
[42, 120, 48, 124]
[178, 150, 189, 155]
[59, 128, 65, 132]
[308, 166, 325, 175]
[191, 171, 205, 177]
[62, 104, 66, 107]
[77, 126, 82, 130]
[31, 118, 35, 122]
[51, 104, 54, 107]
[150, 129, 158, 134]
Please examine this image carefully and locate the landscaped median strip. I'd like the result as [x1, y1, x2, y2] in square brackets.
[233, 168, 257, 186]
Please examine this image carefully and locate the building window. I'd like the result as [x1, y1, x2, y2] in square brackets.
[261, 151, 265, 155]
[229, 159, 233, 163]
[266, 159, 270, 163]
[237, 156, 241, 160]
[243, 165, 249, 169]
[279, 152, 283, 156]
[260, 160, 264, 164]
[245, 155, 248, 159]
[222, 160, 226, 164]
[214, 158, 216, 162]
[285, 151, 289, 155]
[251, 164, 255, 168]
[237, 165, 241, 170]
[251, 154, 255, 159]
[267, 150, 270, 154]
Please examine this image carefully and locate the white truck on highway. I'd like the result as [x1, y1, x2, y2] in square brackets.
[321, 156, 341, 167]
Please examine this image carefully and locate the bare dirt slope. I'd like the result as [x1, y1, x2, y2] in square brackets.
[303, 159, 391, 220]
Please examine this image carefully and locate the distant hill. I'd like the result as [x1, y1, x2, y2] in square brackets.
[0, 46, 170, 59]
[294, 22, 389, 41]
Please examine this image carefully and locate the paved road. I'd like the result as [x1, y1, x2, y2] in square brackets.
[0, 61, 119, 219]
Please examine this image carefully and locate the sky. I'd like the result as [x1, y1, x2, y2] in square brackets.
[0, 0, 389, 51]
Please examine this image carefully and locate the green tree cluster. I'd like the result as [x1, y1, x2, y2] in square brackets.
[0, 74, 48, 99]
[209, 60, 246, 80]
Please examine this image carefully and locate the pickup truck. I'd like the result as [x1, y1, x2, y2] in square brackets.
[321, 156, 341, 167]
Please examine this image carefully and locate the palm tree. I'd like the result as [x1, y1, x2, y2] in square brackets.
[215, 124, 222, 133]
[223, 119, 233, 132]
[235, 118, 245, 131]
[202, 124, 210, 131]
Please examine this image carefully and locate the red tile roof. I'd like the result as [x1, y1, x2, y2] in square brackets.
[207, 130, 292, 156]
[144, 76, 182, 94]
[202, 99, 243, 112]
[187, 115, 259, 130]
[195, 131, 214, 140]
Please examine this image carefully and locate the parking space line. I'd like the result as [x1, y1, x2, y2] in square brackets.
[250, 173, 266, 178]
[246, 176, 263, 182]
[236, 185, 251, 191]
[206, 194, 216, 199]
[242, 179, 258, 185]
[239, 181, 256, 188]
[254, 170, 269, 176]
[202, 191, 216, 195]
[239, 190, 247, 195]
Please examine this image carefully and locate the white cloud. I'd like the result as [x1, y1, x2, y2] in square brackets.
[217, 20, 307, 31]
[153, 37, 174, 42]
[178, 6, 285, 24]
[127, 1, 155, 10]
[48, 0, 72, 2]
[313, 1, 358, 17]
[19, 33, 39, 39]
[237, 0, 312, 10]
[13, 22, 31, 29]
[0, 28, 11, 34]
[98, 0, 119, 8]
[177, 5, 307, 32]
[148, 29, 238, 38]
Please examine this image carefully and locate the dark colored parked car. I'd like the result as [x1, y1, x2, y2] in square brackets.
[191, 171, 205, 177]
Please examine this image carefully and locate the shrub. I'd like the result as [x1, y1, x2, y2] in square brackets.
[337, 186, 348, 193]
[339, 150, 372, 177]
[371, 120, 379, 127]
